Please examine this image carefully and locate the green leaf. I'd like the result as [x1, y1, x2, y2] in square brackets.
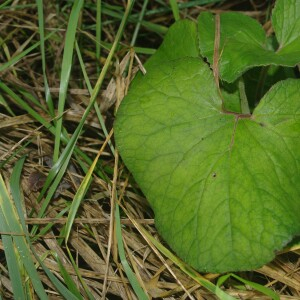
[198, 0, 300, 82]
[272, 0, 300, 51]
[146, 19, 199, 64]
[114, 20, 300, 272]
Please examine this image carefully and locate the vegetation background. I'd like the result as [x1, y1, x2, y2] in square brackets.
[0, 0, 299, 299]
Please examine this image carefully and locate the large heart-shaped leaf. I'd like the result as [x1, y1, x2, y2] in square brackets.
[198, 0, 300, 82]
[114, 12, 300, 273]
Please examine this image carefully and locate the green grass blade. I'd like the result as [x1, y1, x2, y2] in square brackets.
[0, 0, 12, 9]
[9, 157, 27, 230]
[101, 6, 168, 34]
[178, 0, 224, 6]
[36, 0, 55, 118]
[0, 210, 25, 299]
[20, 88, 47, 112]
[0, 138, 33, 169]
[0, 157, 26, 299]
[137, 19, 168, 34]
[36, 207, 69, 242]
[115, 204, 148, 299]
[54, 253, 83, 299]
[0, 93, 15, 116]
[133, 46, 156, 55]
[0, 82, 55, 131]
[169, 0, 180, 21]
[63, 162, 93, 243]
[65, 246, 95, 300]
[30, 247, 81, 300]
[218, 273, 280, 300]
[131, 0, 149, 46]
[53, 0, 84, 162]
[0, 173, 48, 299]
[75, 41, 115, 154]
[30, 135, 81, 236]
[0, 31, 55, 73]
[96, 0, 101, 74]
[64, 130, 112, 243]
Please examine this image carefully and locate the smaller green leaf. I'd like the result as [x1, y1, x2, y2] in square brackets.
[198, 0, 300, 82]
[198, 11, 266, 63]
[272, 0, 300, 51]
